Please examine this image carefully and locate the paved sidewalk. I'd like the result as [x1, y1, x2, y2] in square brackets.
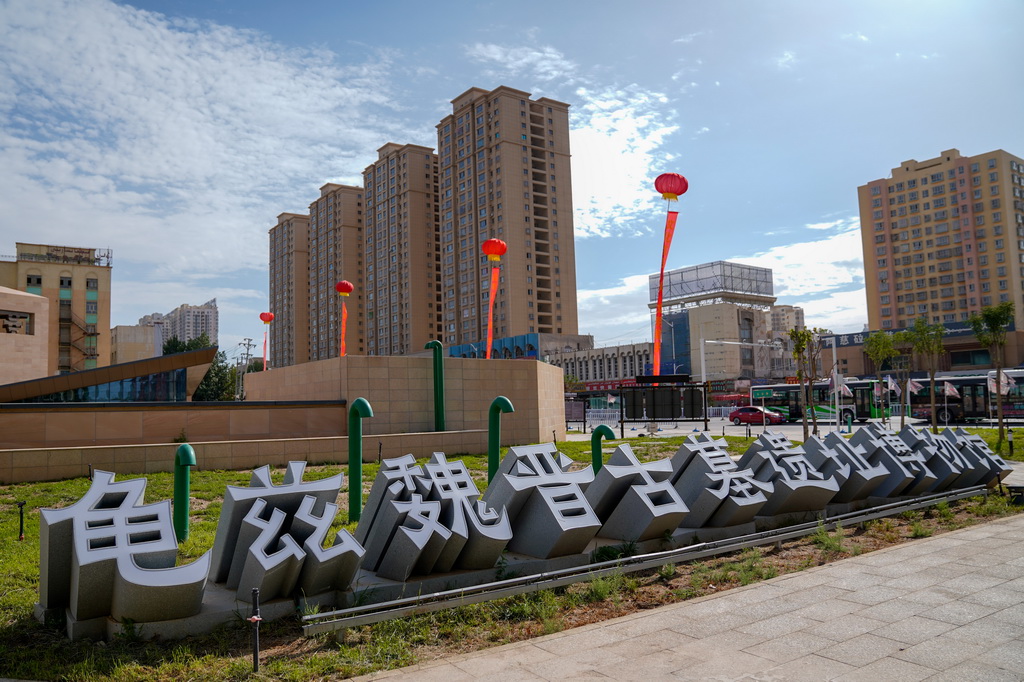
[359, 510, 1024, 681]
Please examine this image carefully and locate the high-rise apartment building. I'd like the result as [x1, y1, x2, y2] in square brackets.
[267, 85, 580, 365]
[363, 143, 440, 355]
[435, 86, 579, 347]
[140, 299, 218, 346]
[306, 183, 365, 360]
[269, 212, 310, 368]
[0, 242, 112, 374]
[859, 148, 1024, 330]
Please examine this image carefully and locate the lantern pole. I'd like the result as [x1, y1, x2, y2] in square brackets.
[335, 281, 353, 357]
[652, 174, 688, 379]
[481, 239, 507, 359]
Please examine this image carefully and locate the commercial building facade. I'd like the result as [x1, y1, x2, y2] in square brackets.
[859, 148, 1024, 331]
[0, 286, 49, 383]
[0, 243, 112, 374]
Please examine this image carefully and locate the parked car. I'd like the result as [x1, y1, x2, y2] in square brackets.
[728, 406, 785, 425]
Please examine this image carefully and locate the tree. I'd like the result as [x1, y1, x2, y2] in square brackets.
[970, 301, 1015, 449]
[891, 330, 913, 428]
[863, 331, 898, 424]
[563, 373, 585, 392]
[908, 317, 945, 433]
[163, 333, 234, 401]
[786, 329, 811, 440]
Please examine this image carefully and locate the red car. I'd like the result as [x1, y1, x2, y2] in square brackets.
[729, 406, 786, 425]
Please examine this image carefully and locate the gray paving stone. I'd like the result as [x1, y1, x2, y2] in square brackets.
[857, 597, 931, 623]
[817, 632, 907, 667]
[593, 649, 702, 680]
[666, 612, 758, 639]
[891, 634, 988, 669]
[836, 584, 910, 606]
[532, 625, 625, 656]
[740, 630, 833, 663]
[868, 615, 957, 644]
[923, 661, 1024, 682]
[831, 656, 935, 681]
[806, 614, 889, 642]
[920, 599, 999, 625]
[521, 645, 626, 679]
[735, 613, 817, 639]
[899, 585, 964, 607]
[977, 640, 1024, 674]
[665, 649, 776, 680]
[962, 584, 1024, 608]
[989, 603, 1024, 627]
[947, 615, 1024, 647]
[450, 643, 555, 677]
[759, 653, 856, 681]
[788, 595, 866, 622]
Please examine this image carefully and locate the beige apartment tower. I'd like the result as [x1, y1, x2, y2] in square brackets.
[860, 148, 1024, 331]
[0, 243, 112, 374]
[269, 212, 310, 368]
[306, 184, 365, 360]
[435, 86, 579, 348]
[363, 143, 441, 355]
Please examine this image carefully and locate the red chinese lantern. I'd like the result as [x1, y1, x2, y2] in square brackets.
[482, 238, 508, 262]
[259, 312, 275, 324]
[335, 280, 354, 296]
[652, 173, 688, 379]
[481, 240, 508, 358]
[654, 173, 689, 201]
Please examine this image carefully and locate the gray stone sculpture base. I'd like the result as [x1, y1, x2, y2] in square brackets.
[41, 581, 301, 641]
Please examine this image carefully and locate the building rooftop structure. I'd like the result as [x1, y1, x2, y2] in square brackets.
[649, 260, 775, 310]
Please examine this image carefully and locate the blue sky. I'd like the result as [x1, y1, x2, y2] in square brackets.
[2, 0, 1023, 364]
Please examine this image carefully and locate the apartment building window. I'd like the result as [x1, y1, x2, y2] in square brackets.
[59, 276, 72, 288]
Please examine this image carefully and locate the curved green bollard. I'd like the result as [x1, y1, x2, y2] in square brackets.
[173, 443, 196, 542]
[347, 398, 374, 523]
[488, 396, 515, 483]
[424, 340, 446, 432]
[590, 424, 615, 473]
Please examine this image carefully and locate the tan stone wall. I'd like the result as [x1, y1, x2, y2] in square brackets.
[0, 429, 487, 484]
[0, 403, 345, 449]
[244, 355, 565, 446]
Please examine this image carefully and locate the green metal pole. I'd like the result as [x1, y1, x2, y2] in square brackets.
[347, 397, 374, 523]
[173, 443, 196, 542]
[425, 340, 446, 431]
[590, 424, 615, 473]
[488, 396, 515, 483]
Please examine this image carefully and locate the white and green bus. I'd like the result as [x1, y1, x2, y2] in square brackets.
[749, 379, 891, 423]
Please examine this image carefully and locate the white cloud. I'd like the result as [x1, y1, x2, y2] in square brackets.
[0, 0, 404, 279]
[674, 31, 705, 44]
[463, 43, 579, 83]
[799, 289, 868, 333]
[841, 32, 870, 43]
[804, 217, 859, 232]
[775, 51, 798, 70]
[731, 223, 864, 298]
[577, 274, 652, 345]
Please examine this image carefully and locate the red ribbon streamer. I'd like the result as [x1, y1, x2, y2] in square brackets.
[340, 300, 348, 357]
[262, 330, 268, 371]
[486, 265, 499, 359]
[653, 210, 680, 376]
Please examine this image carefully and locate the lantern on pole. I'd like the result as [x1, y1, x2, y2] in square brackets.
[259, 312, 274, 371]
[652, 173, 688, 377]
[481, 239, 507, 359]
[335, 280, 354, 357]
